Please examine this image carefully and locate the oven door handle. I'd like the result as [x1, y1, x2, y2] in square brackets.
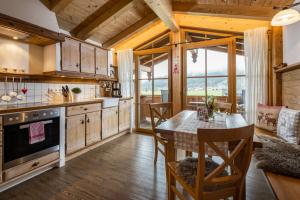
[19, 120, 54, 130]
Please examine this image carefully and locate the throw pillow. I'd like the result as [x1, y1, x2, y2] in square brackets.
[256, 104, 282, 132]
[277, 107, 300, 144]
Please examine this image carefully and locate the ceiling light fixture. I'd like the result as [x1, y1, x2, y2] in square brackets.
[12, 36, 18, 40]
[272, 2, 300, 26]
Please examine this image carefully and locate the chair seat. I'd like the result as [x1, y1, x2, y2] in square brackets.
[169, 157, 229, 191]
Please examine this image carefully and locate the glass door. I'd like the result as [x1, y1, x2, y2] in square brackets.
[183, 38, 236, 111]
[134, 48, 171, 132]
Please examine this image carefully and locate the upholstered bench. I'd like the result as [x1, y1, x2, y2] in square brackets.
[254, 127, 300, 200]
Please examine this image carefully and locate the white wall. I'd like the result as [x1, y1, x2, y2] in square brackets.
[283, 0, 300, 65]
[0, 0, 59, 32]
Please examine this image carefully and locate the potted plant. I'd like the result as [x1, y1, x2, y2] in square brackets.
[71, 87, 81, 101]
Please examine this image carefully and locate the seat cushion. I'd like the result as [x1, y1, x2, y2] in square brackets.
[277, 108, 300, 144]
[175, 157, 228, 188]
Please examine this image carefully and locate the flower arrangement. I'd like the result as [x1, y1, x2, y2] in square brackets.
[71, 87, 81, 94]
[206, 96, 216, 119]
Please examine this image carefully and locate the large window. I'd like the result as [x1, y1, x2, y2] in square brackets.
[183, 32, 244, 112]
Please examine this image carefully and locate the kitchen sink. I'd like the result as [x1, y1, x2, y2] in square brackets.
[97, 97, 119, 108]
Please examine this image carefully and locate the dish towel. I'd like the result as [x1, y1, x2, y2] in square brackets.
[29, 121, 45, 144]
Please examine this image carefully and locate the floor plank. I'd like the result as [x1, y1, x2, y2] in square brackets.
[0, 133, 275, 200]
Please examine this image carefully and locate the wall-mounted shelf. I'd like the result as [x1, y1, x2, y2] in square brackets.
[275, 62, 300, 73]
[0, 72, 117, 83]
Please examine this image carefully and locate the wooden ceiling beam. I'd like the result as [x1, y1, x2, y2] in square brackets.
[144, 0, 179, 32]
[71, 0, 134, 40]
[172, 2, 277, 19]
[48, 0, 73, 13]
[102, 12, 158, 48]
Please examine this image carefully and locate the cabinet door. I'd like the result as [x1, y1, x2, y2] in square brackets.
[61, 37, 80, 72]
[86, 111, 101, 145]
[66, 114, 86, 154]
[95, 48, 108, 75]
[102, 107, 119, 139]
[81, 43, 95, 74]
[119, 100, 131, 132]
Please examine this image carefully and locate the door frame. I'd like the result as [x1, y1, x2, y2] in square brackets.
[134, 46, 172, 133]
[182, 37, 237, 111]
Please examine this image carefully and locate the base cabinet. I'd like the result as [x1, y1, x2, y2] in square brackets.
[86, 111, 101, 146]
[102, 107, 119, 139]
[119, 100, 131, 132]
[66, 114, 86, 154]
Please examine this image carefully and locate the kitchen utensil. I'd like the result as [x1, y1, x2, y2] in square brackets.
[16, 77, 24, 100]
[2, 77, 12, 102]
[9, 77, 17, 97]
[21, 80, 28, 95]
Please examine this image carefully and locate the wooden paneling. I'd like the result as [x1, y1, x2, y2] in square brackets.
[3, 152, 59, 181]
[282, 69, 300, 109]
[102, 107, 119, 139]
[172, 2, 277, 19]
[119, 100, 131, 132]
[102, 12, 158, 48]
[95, 48, 108, 75]
[80, 43, 95, 74]
[66, 114, 86, 154]
[71, 0, 134, 40]
[49, 0, 74, 13]
[86, 111, 101, 145]
[61, 37, 80, 72]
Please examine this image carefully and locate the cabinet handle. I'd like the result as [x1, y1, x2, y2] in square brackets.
[76, 64, 79, 67]
[86, 118, 90, 123]
[32, 162, 39, 167]
[80, 119, 85, 124]
[84, 108, 88, 111]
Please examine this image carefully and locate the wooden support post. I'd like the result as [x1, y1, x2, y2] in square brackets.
[271, 27, 283, 106]
[170, 32, 182, 114]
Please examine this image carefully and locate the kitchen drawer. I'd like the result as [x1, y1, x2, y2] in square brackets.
[67, 103, 101, 116]
[4, 151, 59, 181]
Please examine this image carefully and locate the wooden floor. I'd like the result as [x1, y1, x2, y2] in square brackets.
[0, 133, 275, 200]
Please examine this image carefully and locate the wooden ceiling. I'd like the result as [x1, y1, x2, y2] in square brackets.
[41, 0, 293, 49]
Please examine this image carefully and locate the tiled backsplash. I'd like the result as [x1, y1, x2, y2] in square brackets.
[0, 81, 100, 105]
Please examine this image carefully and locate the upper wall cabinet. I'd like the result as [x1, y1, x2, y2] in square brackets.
[96, 47, 108, 76]
[61, 37, 80, 72]
[81, 43, 95, 74]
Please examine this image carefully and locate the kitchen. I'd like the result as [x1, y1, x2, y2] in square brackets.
[0, 0, 131, 192]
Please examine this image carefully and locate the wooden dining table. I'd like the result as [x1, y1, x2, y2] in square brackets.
[155, 110, 248, 200]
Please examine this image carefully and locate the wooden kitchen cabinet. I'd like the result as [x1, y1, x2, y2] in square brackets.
[66, 114, 86, 154]
[81, 43, 95, 74]
[119, 99, 131, 132]
[102, 107, 119, 139]
[61, 37, 80, 72]
[86, 111, 101, 146]
[96, 47, 108, 75]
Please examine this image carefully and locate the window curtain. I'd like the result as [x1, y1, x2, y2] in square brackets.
[244, 27, 269, 124]
[117, 49, 134, 98]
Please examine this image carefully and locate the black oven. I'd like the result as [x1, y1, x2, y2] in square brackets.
[2, 108, 60, 169]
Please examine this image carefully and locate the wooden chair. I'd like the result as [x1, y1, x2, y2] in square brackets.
[149, 102, 173, 165]
[216, 102, 233, 114]
[167, 124, 254, 200]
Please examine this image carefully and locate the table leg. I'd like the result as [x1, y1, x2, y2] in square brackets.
[166, 139, 176, 200]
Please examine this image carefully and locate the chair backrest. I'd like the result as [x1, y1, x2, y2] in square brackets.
[195, 124, 254, 199]
[216, 102, 233, 114]
[161, 90, 169, 103]
[149, 102, 173, 134]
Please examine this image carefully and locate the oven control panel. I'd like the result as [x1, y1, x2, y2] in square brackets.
[3, 108, 60, 126]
